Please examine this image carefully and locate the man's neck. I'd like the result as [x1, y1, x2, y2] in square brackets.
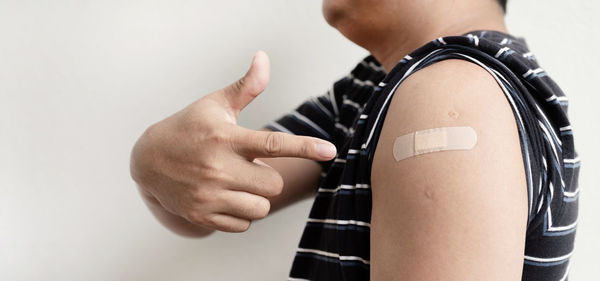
[367, 6, 508, 72]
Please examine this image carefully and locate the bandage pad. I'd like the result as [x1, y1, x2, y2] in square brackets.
[393, 126, 477, 161]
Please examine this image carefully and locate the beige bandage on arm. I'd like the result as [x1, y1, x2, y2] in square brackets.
[393, 126, 477, 161]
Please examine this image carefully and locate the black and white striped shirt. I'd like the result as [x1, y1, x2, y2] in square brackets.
[266, 30, 579, 281]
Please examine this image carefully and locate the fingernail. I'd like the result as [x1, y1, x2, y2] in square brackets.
[315, 143, 337, 159]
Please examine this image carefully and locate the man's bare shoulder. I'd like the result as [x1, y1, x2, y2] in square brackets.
[369, 59, 529, 280]
[385, 58, 512, 128]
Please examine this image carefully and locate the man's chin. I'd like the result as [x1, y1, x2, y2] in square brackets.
[321, 0, 378, 50]
[322, 1, 346, 28]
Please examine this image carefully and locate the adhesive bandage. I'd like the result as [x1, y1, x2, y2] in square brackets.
[392, 126, 477, 161]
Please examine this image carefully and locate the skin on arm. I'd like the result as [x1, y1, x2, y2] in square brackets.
[370, 59, 528, 280]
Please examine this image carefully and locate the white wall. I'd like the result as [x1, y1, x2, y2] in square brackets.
[0, 1, 597, 280]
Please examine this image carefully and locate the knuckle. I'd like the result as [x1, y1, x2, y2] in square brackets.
[200, 162, 226, 182]
[205, 129, 229, 145]
[205, 213, 221, 227]
[186, 210, 206, 225]
[265, 172, 284, 197]
[206, 166, 223, 181]
[234, 76, 246, 92]
[298, 140, 312, 157]
[264, 132, 284, 155]
[253, 197, 271, 219]
[190, 187, 212, 204]
[179, 106, 205, 132]
[189, 189, 205, 203]
[273, 174, 284, 195]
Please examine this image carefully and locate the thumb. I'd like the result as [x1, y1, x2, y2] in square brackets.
[221, 50, 270, 117]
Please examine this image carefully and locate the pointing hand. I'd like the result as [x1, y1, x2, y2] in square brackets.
[130, 51, 336, 233]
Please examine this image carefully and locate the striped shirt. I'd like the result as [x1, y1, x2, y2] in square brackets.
[266, 30, 579, 281]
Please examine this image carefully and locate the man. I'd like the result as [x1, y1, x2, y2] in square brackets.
[130, 0, 579, 280]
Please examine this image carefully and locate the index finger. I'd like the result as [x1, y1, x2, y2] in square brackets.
[230, 127, 337, 161]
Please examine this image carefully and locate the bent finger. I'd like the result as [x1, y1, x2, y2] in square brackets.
[205, 213, 252, 233]
[216, 190, 272, 221]
[225, 158, 283, 198]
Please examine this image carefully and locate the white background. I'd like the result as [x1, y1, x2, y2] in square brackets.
[1, 1, 597, 280]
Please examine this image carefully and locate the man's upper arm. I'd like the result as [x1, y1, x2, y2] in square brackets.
[370, 59, 528, 280]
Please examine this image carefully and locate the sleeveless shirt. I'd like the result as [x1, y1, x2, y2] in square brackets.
[265, 30, 579, 281]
